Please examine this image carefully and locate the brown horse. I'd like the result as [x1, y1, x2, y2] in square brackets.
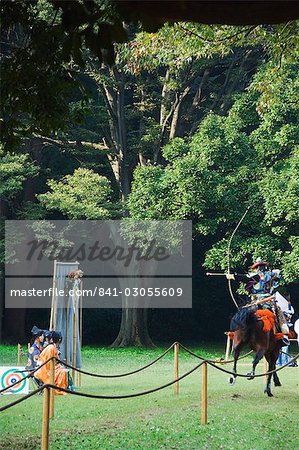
[228, 306, 283, 396]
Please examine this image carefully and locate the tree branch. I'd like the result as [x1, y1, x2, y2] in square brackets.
[31, 135, 109, 151]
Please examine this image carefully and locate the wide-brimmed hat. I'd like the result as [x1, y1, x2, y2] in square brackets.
[250, 257, 269, 270]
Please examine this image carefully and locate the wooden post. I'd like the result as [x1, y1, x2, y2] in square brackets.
[79, 288, 83, 348]
[79, 288, 83, 387]
[17, 344, 21, 366]
[41, 386, 50, 450]
[173, 342, 179, 395]
[50, 260, 57, 330]
[201, 362, 208, 425]
[49, 359, 55, 419]
[225, 333, 231, 361]
[72, 308, 77, 384]
[65, 302, 68, 364]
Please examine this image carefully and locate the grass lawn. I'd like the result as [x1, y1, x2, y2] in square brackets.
[0, 343, 298, 450]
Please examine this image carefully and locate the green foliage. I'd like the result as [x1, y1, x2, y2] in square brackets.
[0, 0, 127, 150]
[128, 61, 299, 283]
[261, 147, 299, 235]
[38, 167, 119, 219]
[0, 152, 39, 200]
[130, 112, 256, 230]
[282, 236, 299, 284]
[162, 138, 189, 161]
[249, 63, 299, 165]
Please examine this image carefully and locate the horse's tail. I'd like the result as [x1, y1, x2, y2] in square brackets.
[230, 306, 258, 331]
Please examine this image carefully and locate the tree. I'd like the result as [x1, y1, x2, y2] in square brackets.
[128, 61, 299, 294]
[2, 3, 298, 345]
[0, 151, 39, 341]
[38, 167, 119, 219]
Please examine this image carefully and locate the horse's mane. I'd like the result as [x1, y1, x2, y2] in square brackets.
[230, 306, 258, 331]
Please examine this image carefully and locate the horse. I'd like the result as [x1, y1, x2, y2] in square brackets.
[228, 306, 283, 397]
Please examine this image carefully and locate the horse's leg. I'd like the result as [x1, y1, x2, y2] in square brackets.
[246, 349, 264, 380]
[264, 353, 275, 397]
[273, 369, 281, 387]
[273, 343, 282, 387]
[228, 339, 242, 385]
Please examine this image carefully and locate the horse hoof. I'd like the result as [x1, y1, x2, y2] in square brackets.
[264, 389, 273, 397]
[246, 372, 254, 380]
[228, 376, 236, 385]
[274, 382, 282, 387]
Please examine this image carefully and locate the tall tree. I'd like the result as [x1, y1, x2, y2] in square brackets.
[128, 61, 299, 296]
[0, 151, 39, 340]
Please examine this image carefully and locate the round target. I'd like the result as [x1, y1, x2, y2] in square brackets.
[1, 368, 27, 393]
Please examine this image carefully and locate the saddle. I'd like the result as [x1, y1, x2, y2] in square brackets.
[255, 309, 275, 333]
[255, 309, 285, 340]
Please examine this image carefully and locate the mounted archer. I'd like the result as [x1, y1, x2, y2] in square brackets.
[227, 257, 290, 345]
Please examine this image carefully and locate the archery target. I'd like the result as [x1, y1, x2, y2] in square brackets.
[0, 367, 29, 395]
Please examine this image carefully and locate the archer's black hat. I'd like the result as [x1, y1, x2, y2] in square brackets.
[31, 325, 44, 337]
[51, 331, 63, 343]
[43, 330, 52, 340]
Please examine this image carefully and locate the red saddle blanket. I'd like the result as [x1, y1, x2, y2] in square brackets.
[228, 309, 285, 341]
[255, 309, 275, 333]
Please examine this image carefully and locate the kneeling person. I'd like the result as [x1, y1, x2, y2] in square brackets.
[35, 331, 69, 395]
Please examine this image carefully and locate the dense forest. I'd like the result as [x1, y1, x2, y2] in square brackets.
[1, 1, 298, 345]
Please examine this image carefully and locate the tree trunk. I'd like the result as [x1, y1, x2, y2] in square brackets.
[110, 308, 154, 347]
[109, 230, 155, 348]
[92, 64, 155, 347]
[169, 86, 191, 139]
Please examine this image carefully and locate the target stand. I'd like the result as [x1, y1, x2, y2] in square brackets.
[0, 367, 29, 395]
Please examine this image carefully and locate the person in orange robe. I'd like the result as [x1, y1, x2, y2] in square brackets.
[35, 331, 68, 395]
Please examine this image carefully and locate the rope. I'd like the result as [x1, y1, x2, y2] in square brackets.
[179, 342, 253, 363]
[1, 351, 298, 413]
[279, 348, 299, 360]
[54, 343, 175, 378]
[0, 357, 54, 394]
[1, 343, 297, 400]
[0, 387, 43, 412]
[1, 344, 174, 394]
[206, 352, 299, 378]
[53, 349, 298, 379]
[43, 361, 205, 399]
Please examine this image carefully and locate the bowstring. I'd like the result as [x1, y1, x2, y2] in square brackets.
[227, 205, 251, 310]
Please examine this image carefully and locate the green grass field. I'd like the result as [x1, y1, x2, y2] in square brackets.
[0, 343, 298, 450]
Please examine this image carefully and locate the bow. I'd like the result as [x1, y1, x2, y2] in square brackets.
[227, 206, 251, 309]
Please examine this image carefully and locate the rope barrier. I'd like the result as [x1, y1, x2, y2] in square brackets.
[206, 352, 299, 378]
[178, 342, 253, 363]
[1, 343, 298, 399]
[0, 361, 205, 412]
[0, 387, 43, 412]
[1, 352, 297, 411]
[0, 357, 54, 394]
[1, 339, 297, 450]
[54, 342, 175, 378]
[280, 348, 299, 358]
[0, 343, 174, 394]
[42, 360, 205, 399]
